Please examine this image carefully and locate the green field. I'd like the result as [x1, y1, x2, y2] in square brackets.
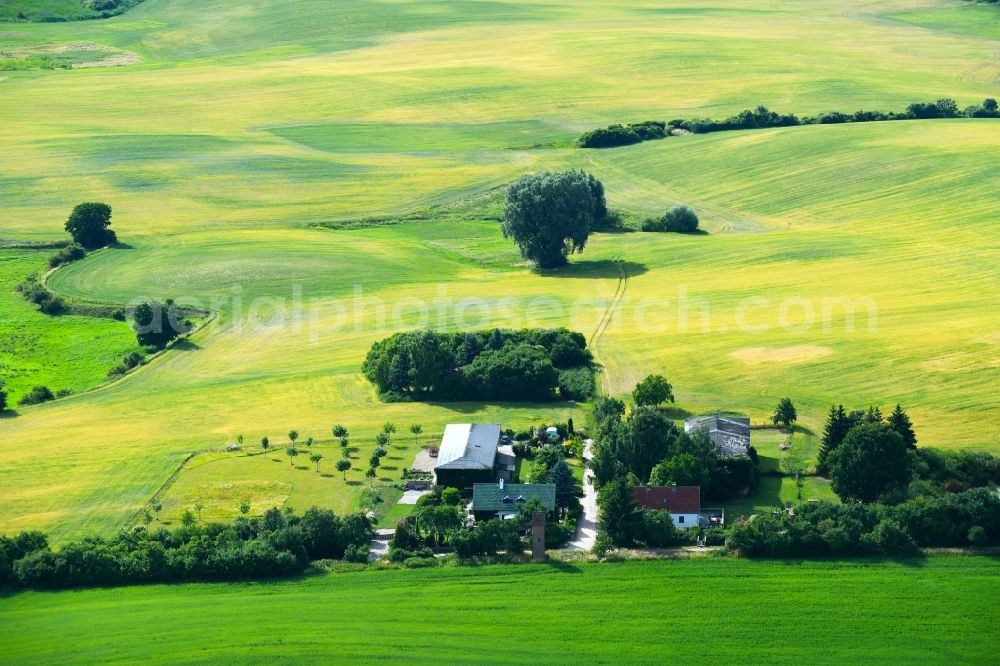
[1, 557, 997, 664]
[0, 248, 139, 405]
[1, 0, 999, 542]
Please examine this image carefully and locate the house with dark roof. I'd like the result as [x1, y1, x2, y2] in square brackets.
[634, 485, 702, 528]
[472, 480, 556, 520]
[684, 415, 751, 457]
[433, 423, 503, 489]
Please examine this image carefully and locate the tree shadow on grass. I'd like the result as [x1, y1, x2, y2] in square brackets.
[171, 339, 201, 351]
[0, 410, 19, 420]
[381, 465, 398, 472]
[534, 259, 648, 280]
[346, 480, 363, 486]
[294, 465, 310, 471]
[659, 405, 693, 420]
[541, 559, 584, 574]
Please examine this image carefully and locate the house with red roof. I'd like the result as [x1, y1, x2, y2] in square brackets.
[634, 484, 702, 529]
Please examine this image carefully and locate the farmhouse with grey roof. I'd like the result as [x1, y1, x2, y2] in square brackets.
[433, 423, 503, 489]
[684, 415, 751, 457]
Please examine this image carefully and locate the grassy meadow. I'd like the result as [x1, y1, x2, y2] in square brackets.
[1, 557, 998, 664]
[0, 0, 999, 541]
[0, 249, 139, 405]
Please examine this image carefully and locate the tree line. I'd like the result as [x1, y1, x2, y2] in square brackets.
[363, 328, 594, 402]
[0, 507, 372, 590]
[577, 98, 1000, 148]
[727, 488, 1000, 557]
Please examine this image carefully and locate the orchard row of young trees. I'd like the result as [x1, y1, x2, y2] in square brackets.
[577, 98, 1000, 148]
[0, 507, 372, 590]
[363, 328, 594, 402]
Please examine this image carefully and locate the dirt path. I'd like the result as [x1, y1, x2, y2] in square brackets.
[567, 439, 597, 551]
[588, 258, 627, 396]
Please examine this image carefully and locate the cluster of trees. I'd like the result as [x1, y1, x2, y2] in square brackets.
[0, 507, 372, 589]
[592, 376, 758, 549]
[727, 488, 1000, 557]
[818, 404, 916, 476]
[132, 299, 193, 349]
[641, 204, 700, 233]
[577, 99, 1000, 148]
[363, 328, 594, 402]
[501, 171, 606, 268]
[64, 202, 117, 249]
[592, 390, 756, 501]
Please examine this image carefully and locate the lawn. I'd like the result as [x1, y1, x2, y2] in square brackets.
[1, 557, 997, 664]
[1, 0, 999, 541]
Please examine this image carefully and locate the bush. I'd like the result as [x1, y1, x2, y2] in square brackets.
[15, 275, 66, 314]
[108, 351, 145, 378]
[968, 525, 988, 547]
[132, 300, 192, 349]
[0, 381, 7, 412]
[662, 204, 699, 232]
[636, 510, 683, 548]
[18, 386, 55, 407]
[47, 243, 86, 268]
[862, 520, 920, 557]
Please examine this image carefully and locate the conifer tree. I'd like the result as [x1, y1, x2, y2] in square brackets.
[887, 404, 917, 449]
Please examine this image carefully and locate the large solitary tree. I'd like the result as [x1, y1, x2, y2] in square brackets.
[65, 202, 116, 249]
[501, 171, 606, 268]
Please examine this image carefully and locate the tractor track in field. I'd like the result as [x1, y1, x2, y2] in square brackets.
[588, 257, 628, 397]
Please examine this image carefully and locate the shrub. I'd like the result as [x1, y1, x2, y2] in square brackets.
[968, 526, 988, 547]
[0, 381, 7, 412]
[47, 243, 86, 268]
[862, 519, 920, 557]
[132, 300, 192, 349]
[18, 386, 55, 407]
[661, 204, 699, 232]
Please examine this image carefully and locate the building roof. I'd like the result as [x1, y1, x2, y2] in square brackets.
[684, 415, 750, 457]
[634, 485, 702, 515]
[435, 423, 501, 470]
[472, 482, 556, 512]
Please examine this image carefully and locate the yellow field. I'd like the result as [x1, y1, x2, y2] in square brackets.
[1, 0, 998, 541]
